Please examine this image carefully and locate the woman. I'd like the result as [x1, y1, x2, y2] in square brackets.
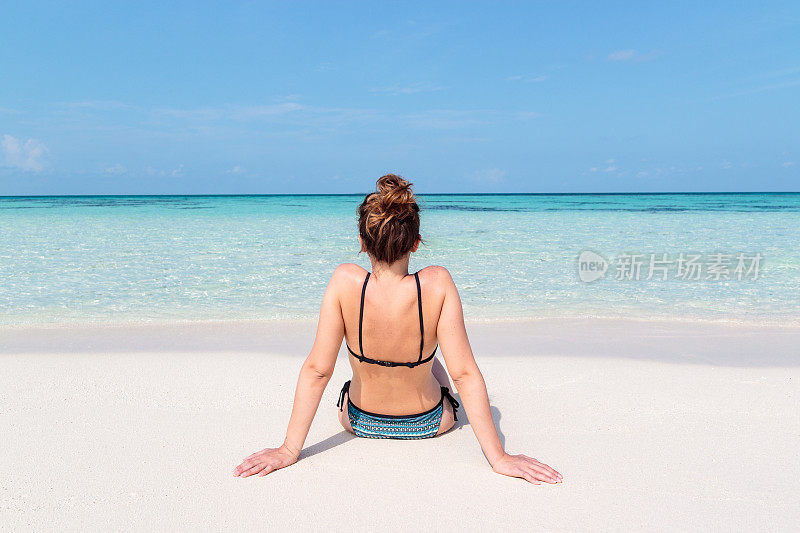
[233, 174, 562, 485]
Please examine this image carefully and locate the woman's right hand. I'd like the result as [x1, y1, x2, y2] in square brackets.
[491, 453, 563, 484]
[233, 443, 299, 478]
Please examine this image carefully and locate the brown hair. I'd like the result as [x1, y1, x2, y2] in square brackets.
[358, 174, 421, 263]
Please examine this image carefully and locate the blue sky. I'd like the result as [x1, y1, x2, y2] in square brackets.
[1, 1, 798, 194]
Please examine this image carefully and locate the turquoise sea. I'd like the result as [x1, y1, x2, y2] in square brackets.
[1, 193, 799, 327]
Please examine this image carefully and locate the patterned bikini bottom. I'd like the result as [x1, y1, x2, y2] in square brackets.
[336, 380, 460, 440]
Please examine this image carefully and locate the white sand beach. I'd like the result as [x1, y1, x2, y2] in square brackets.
[1, 318, 798, 531]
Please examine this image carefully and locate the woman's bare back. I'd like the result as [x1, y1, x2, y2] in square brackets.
[339, 263, 447, 416]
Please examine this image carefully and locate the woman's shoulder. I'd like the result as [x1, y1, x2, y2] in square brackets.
[325, 264, 367, 299]
[416, 265, 456, 292]
[330, 263, 369, 287]
[330, 263, 455, 289]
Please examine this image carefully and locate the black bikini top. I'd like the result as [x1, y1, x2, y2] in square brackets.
[345, 271, 438, 368]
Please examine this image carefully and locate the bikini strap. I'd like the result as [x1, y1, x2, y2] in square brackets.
[414, 271, 424, 362]
[358, 272, 370, 356]
[337, 380, 351, 412]
[441, 386, 460, 421]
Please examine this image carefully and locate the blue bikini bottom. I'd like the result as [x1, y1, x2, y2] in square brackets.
[336, 380, 459, 440]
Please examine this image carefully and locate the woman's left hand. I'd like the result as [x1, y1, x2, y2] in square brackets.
[491, 452, 563, 484]
[233, 444, 299, 478]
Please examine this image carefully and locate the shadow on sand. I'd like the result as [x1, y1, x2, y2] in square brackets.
[299, 430, 357, 460]
[449, 392, 506, 450]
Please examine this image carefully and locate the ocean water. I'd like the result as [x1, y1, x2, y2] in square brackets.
[1, 193, 799, 327]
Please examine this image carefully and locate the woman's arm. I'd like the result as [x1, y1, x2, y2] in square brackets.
[233, 266, 346, 478]
[434, 266, 562, 485]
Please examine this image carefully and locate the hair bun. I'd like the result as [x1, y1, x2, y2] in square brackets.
[358, 173, 421, 263]
[375, 174, 415, 215]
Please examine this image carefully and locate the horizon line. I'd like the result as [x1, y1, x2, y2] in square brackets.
[2, 191, 800, 198]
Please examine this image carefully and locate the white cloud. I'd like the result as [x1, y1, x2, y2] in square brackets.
[514, 111, 539, 120]
[66, 100, 132, 111]
[606, 49, 660, 62]
[713, 79, 800, 100]
[104, 163, 127, 175]
[226, 165, 246, 174]
[604, 158, 618, 172]
[471, 168, 506, 185]
[237, 103, 304, 117]
[588, 158, 622, 174]
[154, 102, 304, 121]
[400, 109, 485, 129]
[58, 100, 542, 142]
[146, 165, 184, 177]
[438, 136, 491, 144]
[713, 63, 800, 100]
[506, 74, 548, 83]
[607, 49, 636, 62]
[369, 82, 446, 95]
[588, 162, 704, 179]
[782, 161, 795, 167]
[1, 134, 48, 171]
[720, 160, 733, 169]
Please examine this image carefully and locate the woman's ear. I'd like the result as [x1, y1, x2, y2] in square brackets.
[358, 235, 366, 253]
[411, 235, 421, 253]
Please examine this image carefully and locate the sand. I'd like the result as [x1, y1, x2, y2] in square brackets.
[1, 318, 798, 531]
